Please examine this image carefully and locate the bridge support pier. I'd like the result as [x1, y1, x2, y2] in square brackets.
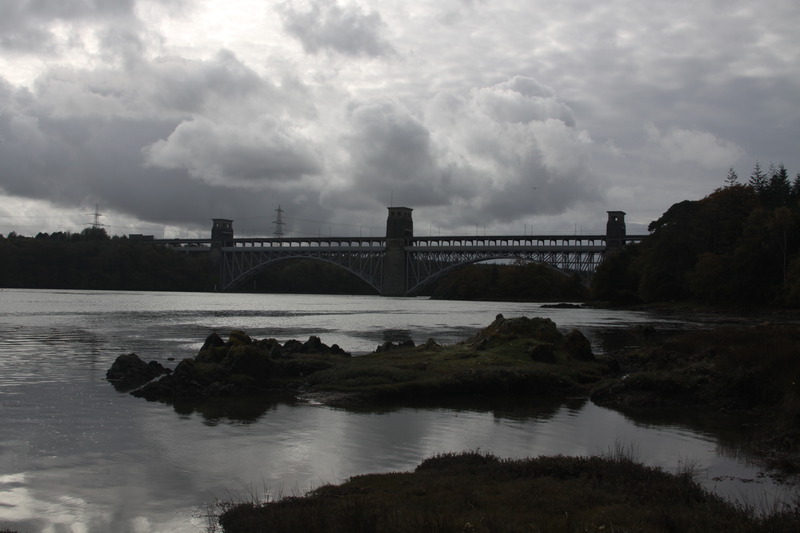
[382, 207, 413, 296]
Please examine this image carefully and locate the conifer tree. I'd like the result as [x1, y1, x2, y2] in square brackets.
[748, 161, 767, 196]
[766, 163, 791, 207]
[792, 173, 800, 201]
[724, 167, 738, 187]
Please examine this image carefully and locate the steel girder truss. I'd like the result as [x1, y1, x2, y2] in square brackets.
[220, 243, 608, 294]
[220, 247, 385, 292]
[405, 246, 606, 295]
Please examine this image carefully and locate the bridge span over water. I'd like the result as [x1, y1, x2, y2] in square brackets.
[156, 208, 646, 296]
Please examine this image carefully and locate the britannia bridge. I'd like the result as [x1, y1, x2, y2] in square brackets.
[154, 208, 645, 296]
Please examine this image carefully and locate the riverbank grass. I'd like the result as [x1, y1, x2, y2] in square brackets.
[217, 451, 800, 533]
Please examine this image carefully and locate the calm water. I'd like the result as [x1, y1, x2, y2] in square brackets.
[0, 289, 795, 532]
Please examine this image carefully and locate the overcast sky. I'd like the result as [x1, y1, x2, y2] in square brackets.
[0, 0, 797, 238]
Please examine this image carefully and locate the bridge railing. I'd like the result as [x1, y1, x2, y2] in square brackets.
[153, 236, 388, 250]
[227, 236, 388, 248]
[411, 235, 647, 246]
[155, 233, 648, 251]
[408, 234, 609, 248]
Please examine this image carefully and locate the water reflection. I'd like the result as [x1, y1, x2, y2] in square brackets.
[380, 328, 414, 344]
[171, 392, 298, 425]
[3, 393, 796, 533]
[613, 404, 760, 449]
[326, 393, 573, 421]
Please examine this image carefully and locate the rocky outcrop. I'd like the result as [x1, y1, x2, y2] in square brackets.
[467, 314, 594, 362]
[106, 353, 170, 391]
[118, 331, 351, 403]
[529, 343, 555, 363]
[467, 314, 563, 348]
[375, 339, 416, 352]
[110, 316, 598, 409]
[561, 329, 595, 361]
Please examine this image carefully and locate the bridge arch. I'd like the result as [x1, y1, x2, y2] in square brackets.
[405, 252, 598, 296]
[220, 247, 385, 293]
[224, 255, 382, 294]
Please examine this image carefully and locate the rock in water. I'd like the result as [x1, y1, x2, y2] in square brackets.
[561, 329, 595, 361]
[106, 353, 169, 391]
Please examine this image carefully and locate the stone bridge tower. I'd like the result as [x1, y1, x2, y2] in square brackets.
[211, 218, 234, 248]
[383, 207, 413, 296]
[605, 211, 626, 250]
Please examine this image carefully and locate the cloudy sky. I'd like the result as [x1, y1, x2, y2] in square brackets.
[0, 0, 797, 238]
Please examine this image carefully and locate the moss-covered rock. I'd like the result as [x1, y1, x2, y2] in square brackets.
[125, 330, 351, 403]
[560, 329, 594, 361]
[467, 314, 562, 349]
[106, 353, 169, 391]
[529, 343, 556, 363]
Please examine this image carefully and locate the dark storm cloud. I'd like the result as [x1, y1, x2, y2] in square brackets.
[0, 74, 177, 211]
[436, 77, 600, 216]
[141, 50, 269, 114]
[136, 51, 323, 187]
[144, 116, 323, 186]
[0, 44, 324, 233]
[343, 98, 446, 206]
[0, 0, 138, 53]
[26, 49, 273, 119]
[508, 1, 800, 172]
[334, 76, 599, 228]
[280, 1, 395, 57]
[0, 87, 323, 235]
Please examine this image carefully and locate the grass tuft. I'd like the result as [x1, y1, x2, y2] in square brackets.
[217, 452, 800, 533]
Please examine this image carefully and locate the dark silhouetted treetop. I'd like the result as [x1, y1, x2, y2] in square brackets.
[748, 161, 767, 194]
[724, 167, 738, 187]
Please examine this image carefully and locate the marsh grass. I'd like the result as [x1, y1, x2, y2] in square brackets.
[301, 326, 606, 403]
[217, 451, 800, 533]
[593, 324, 800, 411]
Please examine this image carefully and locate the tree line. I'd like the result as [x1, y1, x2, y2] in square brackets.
[0, 228, 383, 294]
[592, 162, 800, 307]
[0, 227, 216, 291]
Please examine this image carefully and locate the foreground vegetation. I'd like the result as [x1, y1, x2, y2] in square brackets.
[217, 451, 800, 533]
